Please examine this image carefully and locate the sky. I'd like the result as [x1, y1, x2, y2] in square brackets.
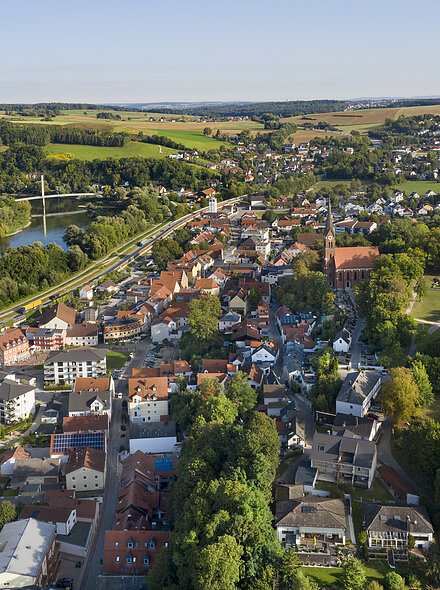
[1, 0, 439, 104]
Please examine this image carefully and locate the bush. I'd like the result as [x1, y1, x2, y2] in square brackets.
[121, 424, 126, 431]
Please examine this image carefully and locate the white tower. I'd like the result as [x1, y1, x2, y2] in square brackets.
[209, 196, 218, 214]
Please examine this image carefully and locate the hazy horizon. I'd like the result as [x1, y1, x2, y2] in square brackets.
[2, 0, 439, 104]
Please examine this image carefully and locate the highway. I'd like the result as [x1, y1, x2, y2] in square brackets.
[0, 195, 243, 324]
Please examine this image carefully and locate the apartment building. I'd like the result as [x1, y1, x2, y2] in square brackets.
[0, 328, 30, 367]
[128, 376, 169, 423]
[44, 348, 107, 384]
[0, 375, 36, 425]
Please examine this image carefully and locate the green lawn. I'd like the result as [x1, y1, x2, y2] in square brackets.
[106, 350, 129, 369]
[142, 128, 228, 150]
[45, 140, 175, 160]
[397, 180, 440, 196]
[412, 276, 440, 322]
[303, 562, 416, 587]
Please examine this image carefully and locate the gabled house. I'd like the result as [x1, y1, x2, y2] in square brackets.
[364, 503, 433, 550]
[333, 328, 352, 353]
[336, 371, 381, 418]
[276, 497, 348, 547]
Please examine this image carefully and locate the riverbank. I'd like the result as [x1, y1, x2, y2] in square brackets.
[1, 219, 32, 238]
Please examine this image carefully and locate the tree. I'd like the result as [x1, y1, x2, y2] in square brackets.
[188, 294, 222, 341]
[247, 287, 262, 310]
[338, 557, 366, 590]
[203, 127, 213, 136]
[381, 367, 420, 425]
[290, 570, 319, 590]
[63, 224, 84, 247]
[278, 548, 300, 589]
[202, 394, 238, 424]
[0, 501, 16, 530]
[225, 371, 258, 418]
[384, 571, 405, 590]
[409, 358, 434, 408]
[366, 582, 383, 590]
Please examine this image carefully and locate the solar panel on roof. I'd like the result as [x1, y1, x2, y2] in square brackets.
[154, 457, 173, 471]
[51, 431, 105, 454]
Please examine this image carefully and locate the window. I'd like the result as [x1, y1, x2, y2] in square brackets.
[143, 556, 150, 566]
[318, 445, 324, 452]
[126, 556, 132, 565]
[150, 541, 156, 549]
[72, 476, 76, 481]
[128, 541, 133, 549]
[95, 475, 99, 479]
[95, 483, 99, 488]
[72, 485, 76, 489]
[116, 556, 120, 562]
[83, 476, 87, 480]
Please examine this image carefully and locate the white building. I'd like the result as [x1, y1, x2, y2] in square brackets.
[336, 371, 381, 418]
[129, 421, 178, 454]
[209, 196, 218, 214]
[333, 328, 352, 353]
[276, 497, 347, 547]
[0, 376, 36, 425]
[0, 518, 58, 589]
[79, 285, 93, 301]
[44, 348, 107, 385]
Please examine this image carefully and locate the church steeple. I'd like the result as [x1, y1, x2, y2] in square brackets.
[324, 199, 335, 266]
[325, 199, 334, 237]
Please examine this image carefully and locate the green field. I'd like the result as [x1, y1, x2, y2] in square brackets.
[302, 562, 414, 587]
[412, 276, 440, 322]
[395, 180, 440, 197]
[45, 141, 175, 160]
[106, 350, 129, 369]
[141, 128, 227, 150]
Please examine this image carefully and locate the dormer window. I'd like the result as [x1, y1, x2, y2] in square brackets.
[143, 555, 150, 566]
[126, 555, 132, 565]
[149, 541, 156, 549]
[127, 541, 133, 549]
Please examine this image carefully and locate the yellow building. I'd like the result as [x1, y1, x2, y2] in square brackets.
[65, 448, 106, 492]
[128, 376, 170, 423]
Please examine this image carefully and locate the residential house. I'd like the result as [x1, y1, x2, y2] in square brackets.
[39, 302, 76, 330]
[0, 445, 31, 476]
[66, 323, 99, 347]
[63, 414, 109, 434]
[70, 376, 114, 418]
[128, 376, 170, 423]
[194, 278, 220, 296]
[336, 371, 381, 417]
[276, 497, 347, 547]
[250, 341, 279, 365]
[79, 285, 93, 301]
[310, 430, 377, 488]
[241, 363, 264, 388]
[332, 413, 380, 441]
[103, 530, 169, 577]
[0, 375, 36, 424]
[201, 359, 238, 375]
[66, 447, 106, 492]
[97, 280, 119, 294]
[44, 348, 107, 384]
[219, 311, 241, 332]
[19, 504, 77, 536]
[364, 503, 433, 550]
[333, 328, 352, 353]
[0, 328, 30, 367]
[0, 518, 59, 589]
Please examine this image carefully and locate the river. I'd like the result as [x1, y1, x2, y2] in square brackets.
[0, 197, 104, 252]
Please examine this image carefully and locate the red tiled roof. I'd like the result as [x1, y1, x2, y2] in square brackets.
[333, 247, 380, 270]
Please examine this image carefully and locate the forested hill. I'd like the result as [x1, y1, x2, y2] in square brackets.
[149, 99, 350, 118]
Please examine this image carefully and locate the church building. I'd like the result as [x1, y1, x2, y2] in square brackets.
[324, 202, 379, 289]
